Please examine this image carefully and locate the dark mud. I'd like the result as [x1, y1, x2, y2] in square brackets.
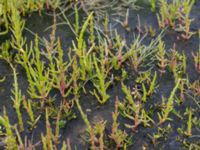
[0, 3, 200, 150]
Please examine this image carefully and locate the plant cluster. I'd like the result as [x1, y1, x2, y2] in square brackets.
[157, 0, 195, 39]
[168, 44, 187, 82]
[0, 1, 199, 149]
[0, 0, 62, 36]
